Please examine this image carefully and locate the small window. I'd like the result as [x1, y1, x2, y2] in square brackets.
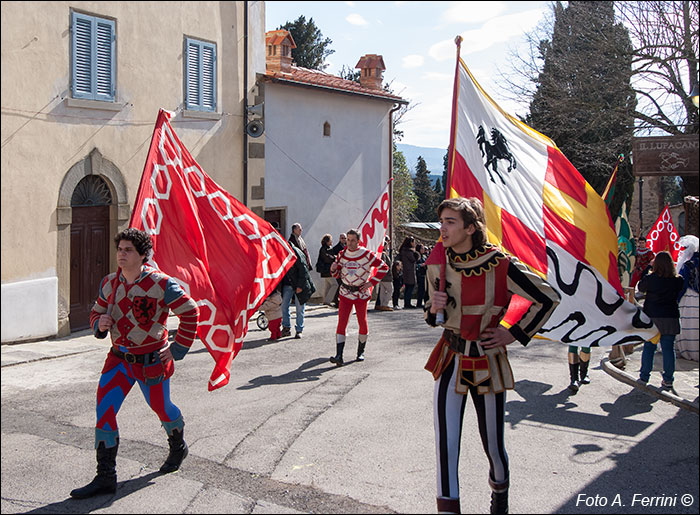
[71, 11, 115, 101]
[323, 122, 331, 137]
[185, 37, 217, 112]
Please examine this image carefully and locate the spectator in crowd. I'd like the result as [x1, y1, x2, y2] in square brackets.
[281, 244, 316, 339]
[399, 236, 419, 309]
[375, 237, 394, 311]
[316, 234, 338, 305]
[260, 285, 283, 342]
[392, 260, 404, 310]
[676, 236, 699, 361]
[329, 233, 347, 307]
[415, 243, 428, 309]
[289, 223, 312, 270]
[637, 251, 685, 391]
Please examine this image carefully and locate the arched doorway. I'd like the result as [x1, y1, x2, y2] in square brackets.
[69, 175, 113, 331]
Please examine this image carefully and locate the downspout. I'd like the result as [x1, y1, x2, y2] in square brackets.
[389, 103, 402, 258]
[242, 0, 249, 205]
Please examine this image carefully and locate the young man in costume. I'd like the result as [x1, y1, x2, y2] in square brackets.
[424, 198, 560, 514]
[70, 228, 199, 499]
[329, 229, 389, 365]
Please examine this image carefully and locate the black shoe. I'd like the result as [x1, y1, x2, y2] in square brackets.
[294, 331, 302, 339]
[357, 341, 366, 361]
[70, 441, 118, 499]
[490, 489, 508, 514]
[568, 380, 579, 393]
[160, 428, 188, 474]
[330, 342, 345, 366]
[280, 327, 291, 337]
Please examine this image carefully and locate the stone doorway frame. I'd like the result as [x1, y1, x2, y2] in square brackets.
[56, 148, 130, 336]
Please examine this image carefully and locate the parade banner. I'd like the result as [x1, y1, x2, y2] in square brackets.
[131, 109, 296, 390]
[615, 201, 636, 288]
[646, 205, 682, 261]
[358, 178, 392, 282]
[444, 43, 657, 347]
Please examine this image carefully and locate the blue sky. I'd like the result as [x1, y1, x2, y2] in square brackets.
[265, 1, 551, 150]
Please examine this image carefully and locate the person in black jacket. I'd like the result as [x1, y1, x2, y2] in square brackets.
[281, 245, 316, 339]
[329, 233, 347, 307]
[415, 243, 428, 308]
[637, 251, 685, 391]
[317, 234, 338, 305]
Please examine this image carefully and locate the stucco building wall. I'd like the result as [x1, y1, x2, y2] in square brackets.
[1, 1, 265, 341]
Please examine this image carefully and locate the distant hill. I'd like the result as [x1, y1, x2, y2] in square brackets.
[396, 143, 446, 186]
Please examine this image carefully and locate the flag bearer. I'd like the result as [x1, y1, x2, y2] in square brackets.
[70, 228, 199, 499]
[329, 229, 389, 365]
[424, 198, 560, 514]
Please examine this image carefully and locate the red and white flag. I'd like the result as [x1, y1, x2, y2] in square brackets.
[646, 205, 682, 261]
[131, 109, 296, 390]
[358, 178, 392, 257]
[441, 39, 657, 347]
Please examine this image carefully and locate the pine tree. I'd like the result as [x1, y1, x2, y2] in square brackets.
[527, 1, 637, 218]
[278, 16, 334, 70]
[412, 156, 438, 221]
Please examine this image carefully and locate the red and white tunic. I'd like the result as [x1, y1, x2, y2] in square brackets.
[332, 246, 389, 301]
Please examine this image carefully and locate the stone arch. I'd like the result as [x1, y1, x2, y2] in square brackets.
[56, 148, 130, 336]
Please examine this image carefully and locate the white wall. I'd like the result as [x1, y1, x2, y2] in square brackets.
[264, 83, 393, 292]
[1, 277, 58, 342]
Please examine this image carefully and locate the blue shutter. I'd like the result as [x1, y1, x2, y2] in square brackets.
[71, 12, 115, 101]
[201, 42, 216, 111]
[185, 38, 216, 112]
[72, 12, 93, 99]
[95, 18, 115, 101]
[185, 38, 200, 109]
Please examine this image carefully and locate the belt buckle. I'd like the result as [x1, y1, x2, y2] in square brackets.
[124, 352, 137, 364]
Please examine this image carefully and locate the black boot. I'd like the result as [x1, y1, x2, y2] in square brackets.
[70, 441, 118, 499]
[357, 340, 366, 361]
[437, 497, 461, 514]
[160, 428, 188, 474]
[579, 360, 590, 385]
[568, 363, 580, 392]
[330, 342, 345, 366]
[490, 489, 508, 514]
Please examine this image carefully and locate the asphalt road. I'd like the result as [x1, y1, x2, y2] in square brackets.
[1, 305, 698, 514]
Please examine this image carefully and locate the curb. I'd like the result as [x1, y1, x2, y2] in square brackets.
[600, 356, 699, 415]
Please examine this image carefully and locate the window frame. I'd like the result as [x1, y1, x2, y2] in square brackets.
[70, 11, 116, 102]
[184, 37, 217, 112]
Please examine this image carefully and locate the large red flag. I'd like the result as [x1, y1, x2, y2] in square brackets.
[131, 109, 296, 390]
[646, 205, 682, 261]
[442, 41, 658, 347]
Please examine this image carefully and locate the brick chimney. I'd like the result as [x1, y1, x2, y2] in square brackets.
[355, 54, 385, 90]
[266, 30, 296, 74]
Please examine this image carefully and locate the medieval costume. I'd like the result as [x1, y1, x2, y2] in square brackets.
[330, 245, 389, 365]
[424, 243, 560, 514]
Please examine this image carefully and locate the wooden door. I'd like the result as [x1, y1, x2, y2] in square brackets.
[69, 205, 110, 331]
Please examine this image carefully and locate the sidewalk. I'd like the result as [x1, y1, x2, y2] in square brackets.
[601, 344, 699, 414]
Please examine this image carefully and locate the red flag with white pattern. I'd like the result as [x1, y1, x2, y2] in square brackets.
[646, 205, 682, 261]
[130, 109, 296, 390]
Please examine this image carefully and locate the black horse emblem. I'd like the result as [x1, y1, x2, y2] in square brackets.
[476, 125, 517, 185]
[133, 296, 157, 325]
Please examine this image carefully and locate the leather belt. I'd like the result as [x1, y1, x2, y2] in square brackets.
[111, 347, 158, 365]
[443, 329, 471, 354]
[341, 282, 361, 292]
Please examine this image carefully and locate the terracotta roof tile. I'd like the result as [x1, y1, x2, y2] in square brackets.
[265, 66, 405, 103]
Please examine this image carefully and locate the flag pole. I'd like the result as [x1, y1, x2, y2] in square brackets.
[436, 35, 463, 325]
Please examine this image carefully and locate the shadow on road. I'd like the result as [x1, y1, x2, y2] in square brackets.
[25, 471, 161, 514]
[237, 357, 345, 390]
[507, 380, 654, 436]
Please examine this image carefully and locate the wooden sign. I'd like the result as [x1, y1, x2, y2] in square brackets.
[632, 135, 699, 176]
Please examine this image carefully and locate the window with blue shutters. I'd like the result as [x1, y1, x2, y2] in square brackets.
[185, 38, 217, 112]
[71, 12, 116, 102]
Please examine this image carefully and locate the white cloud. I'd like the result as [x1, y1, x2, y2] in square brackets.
[402, 54, 425, 69]
[429, 8, 545, 62]
[441, 1, 507, 24]
[346, 13, 369, 26]
[422, 71, 453, 81]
